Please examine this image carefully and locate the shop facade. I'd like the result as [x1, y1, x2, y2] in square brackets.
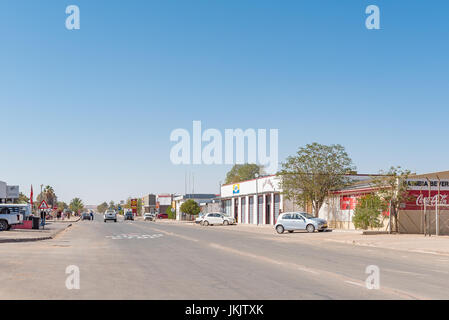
[318, 171, 449, 235]
[174, 194, 217, 221]
[220, 175, 302, 225]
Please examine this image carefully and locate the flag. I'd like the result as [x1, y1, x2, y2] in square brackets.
[30, 185, 33, 207]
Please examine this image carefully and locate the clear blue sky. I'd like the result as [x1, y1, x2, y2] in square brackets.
[1, 0, 448, 204]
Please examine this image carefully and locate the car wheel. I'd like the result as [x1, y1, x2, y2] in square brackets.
[114, 219, 117, 222]
[104, 220, 106, 223]
[203, 220, 209, 226]
[306, 224, 315, 233]
[223, 220, 229, 226]
[0, 220, 9, 231]
[276, 225, 284, 234]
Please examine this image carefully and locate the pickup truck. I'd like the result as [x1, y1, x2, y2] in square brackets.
[0, 204, 25, 231]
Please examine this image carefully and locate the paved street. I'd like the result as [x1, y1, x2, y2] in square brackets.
[1, 214, 448, 300]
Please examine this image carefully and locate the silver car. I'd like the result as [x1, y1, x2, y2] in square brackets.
[104, 210, 117, 223]
[275, 212, 328, 234]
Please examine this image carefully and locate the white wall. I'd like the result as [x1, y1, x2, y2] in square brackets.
[0, 181, 6, 199]
[221, 175, 281, 197]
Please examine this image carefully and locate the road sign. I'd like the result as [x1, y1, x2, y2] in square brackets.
[38, 200, 49, 210]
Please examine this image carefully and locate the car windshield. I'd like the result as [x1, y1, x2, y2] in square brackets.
[300, 213, 315, 219]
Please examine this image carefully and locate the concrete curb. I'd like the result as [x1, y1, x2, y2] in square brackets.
[362, 231, 390, 235]
[0, 223, 73, 244]
[46, 217, 81, 223]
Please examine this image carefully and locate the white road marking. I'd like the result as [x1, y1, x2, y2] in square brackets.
[383, 268, 425, 277]
[106, 233, 163, 240]
[345, 281, 365, 288]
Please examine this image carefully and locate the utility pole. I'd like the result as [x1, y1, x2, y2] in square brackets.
[388, 200, 392, 234]
[436, 175, 440, 236]
[426, 177, 431, 237]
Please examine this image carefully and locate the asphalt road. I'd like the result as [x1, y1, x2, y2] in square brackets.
[0, 213, 448, 299]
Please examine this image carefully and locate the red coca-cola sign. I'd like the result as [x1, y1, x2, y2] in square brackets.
[404, 178, 449, 210]
[404, 190, 449, 210]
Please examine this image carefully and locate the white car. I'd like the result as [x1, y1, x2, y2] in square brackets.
[143, 212, 155, 221]
[104, 210, 117, 222]
[195, 214, 205, 224]
[201, 213, 235, 226]
[0, 204, 25, 231]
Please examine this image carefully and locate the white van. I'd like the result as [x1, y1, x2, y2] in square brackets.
[0, 204, 28, 231]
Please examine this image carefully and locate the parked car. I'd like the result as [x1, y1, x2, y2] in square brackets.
[104, 210, 117, 223]
[124, 211, 134, 221]
[201, 213, 235, 226]
[81, 212, 92, 221]
[157, 213, 168, 219]
[0, 205, 24, 231]
[143, 212, 155, 221]
[195, 214, 205, 224]
[275, 212, 328, 234]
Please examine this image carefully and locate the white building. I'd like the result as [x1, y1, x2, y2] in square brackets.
[174, 194, 217, 221]
[220, 175, 302, 225]
[0, 181, 19, 203]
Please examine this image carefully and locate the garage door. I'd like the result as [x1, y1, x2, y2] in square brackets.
[274, 194, 280, 223]
[241, 198, 246, 224]
[258, 196, 263, 224]
[249, 197, 254, 224]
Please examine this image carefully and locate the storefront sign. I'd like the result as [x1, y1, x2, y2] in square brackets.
[404, 179, 449, 210]
[131, 199, 138, 214]
[340, 196, 358, 210]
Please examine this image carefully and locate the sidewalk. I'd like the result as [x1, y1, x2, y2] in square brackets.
[0, 222, 73, 243]
[321, 232, 449, 256]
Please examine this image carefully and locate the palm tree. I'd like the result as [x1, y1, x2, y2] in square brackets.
[69, 198, 84, 214]
[37, 185, 57, 207]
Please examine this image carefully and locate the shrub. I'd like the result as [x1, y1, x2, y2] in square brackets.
[352, 194, 386, 230]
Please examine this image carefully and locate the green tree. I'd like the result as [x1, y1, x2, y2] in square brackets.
[16, 192, 29, 204]
[36, 185, 58, 208]
[352, 194, 387, 230]
[225, 164, 264, 184]
[57, 201, 68, 212]
[135, 198, 141, 216]
[278, 143, 355, 216]
[97, 202, 108, 213]
[69, 198, 84, 214]
[166, 206, 175, 219]
[108, 201, 116, 210]
[371, 166, 412, 233]
[180, 199, 200, 216]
